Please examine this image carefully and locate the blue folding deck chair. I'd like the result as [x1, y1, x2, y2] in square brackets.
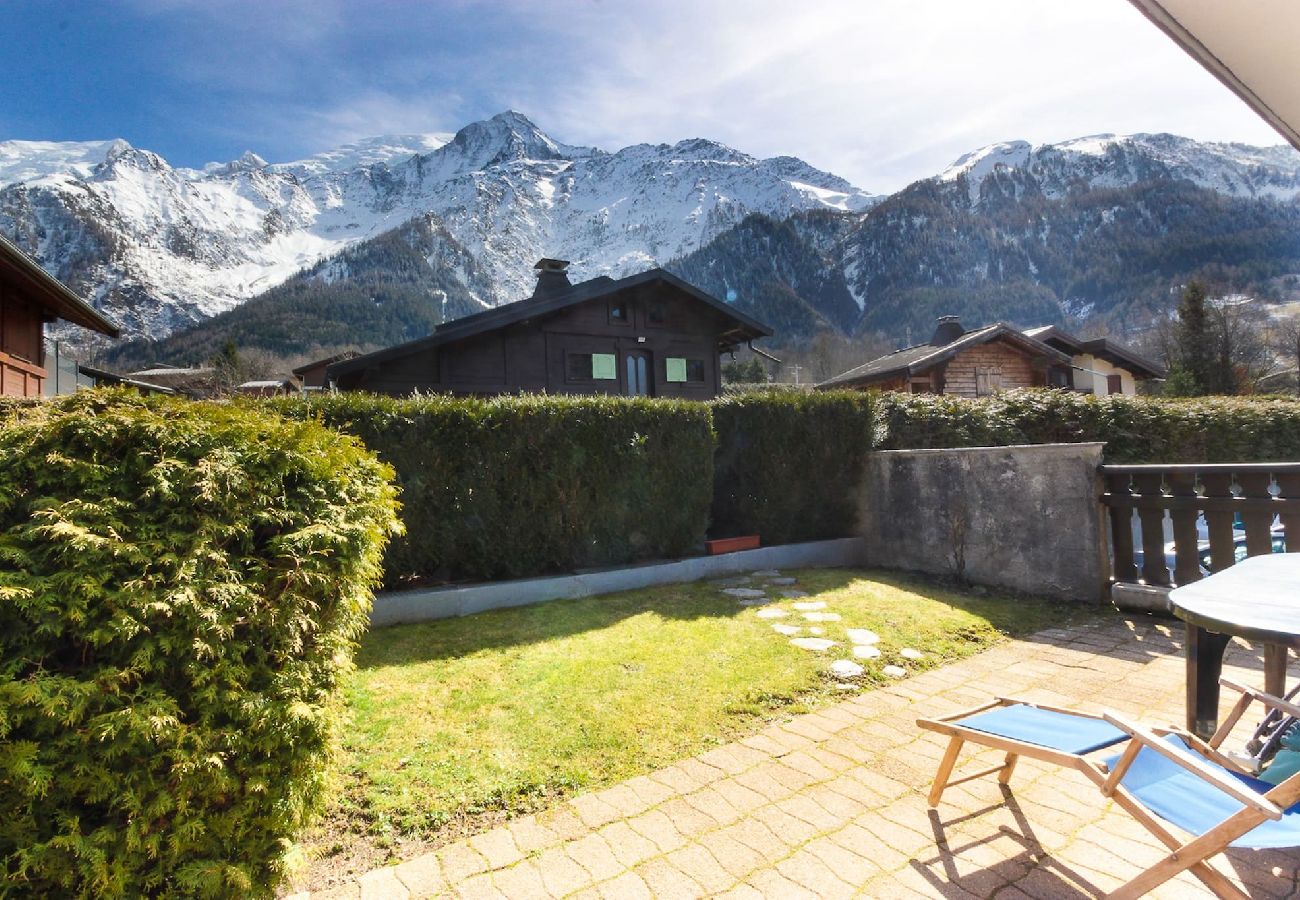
[918, 681, 1300, 899]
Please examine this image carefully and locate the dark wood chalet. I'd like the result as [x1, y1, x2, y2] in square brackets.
[328, 260, 772, 398]
[0, 234, 119, 397]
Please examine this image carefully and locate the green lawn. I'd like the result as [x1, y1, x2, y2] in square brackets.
[313, 568, 1101, 869]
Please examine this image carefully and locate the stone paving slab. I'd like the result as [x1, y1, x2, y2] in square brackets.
[289, 617, 1299, 898]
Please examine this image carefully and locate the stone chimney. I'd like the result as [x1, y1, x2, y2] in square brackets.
[532, 258, 572, 299]
[930, 315, 965, 346]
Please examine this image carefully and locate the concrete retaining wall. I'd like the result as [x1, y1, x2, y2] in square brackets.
[371, 537, 867, 627]
[859, 443, 1107, 602]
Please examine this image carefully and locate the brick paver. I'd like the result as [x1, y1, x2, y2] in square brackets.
[292, 617, 1300, 897]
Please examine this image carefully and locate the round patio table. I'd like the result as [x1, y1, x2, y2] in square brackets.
[1167, 553, 1300, 739]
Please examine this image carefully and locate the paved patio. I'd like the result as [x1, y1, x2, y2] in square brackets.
[295, 615, 1299, 899]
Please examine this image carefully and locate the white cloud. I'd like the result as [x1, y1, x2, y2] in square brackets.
[113, 0, 1291, 190]
[506, 0, 1286, 191]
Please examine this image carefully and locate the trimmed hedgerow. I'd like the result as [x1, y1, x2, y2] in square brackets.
[0, 390, 399, 898]
[711, 391, 873, 544]
[267, 392, 715, 584]
[875, 390, 1300, 463]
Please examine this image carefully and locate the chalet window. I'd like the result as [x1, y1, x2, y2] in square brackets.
[566, 352, 617, 381]
[665, 358, 705, 383]
[975, 367, 1002, 396]
[608, 301, 629, 324]
[647, 301, 667, 326]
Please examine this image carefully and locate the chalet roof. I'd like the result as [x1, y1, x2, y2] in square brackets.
[329, 267, 772, 379]
[1023, 325, 1166, 379]
[291, 350, 360, 376]
[817, 322, 1070, 390]
[76, 363, 175, 394]
[0, 233, 119, 337]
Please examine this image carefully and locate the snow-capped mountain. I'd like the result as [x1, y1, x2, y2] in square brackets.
[939, 133, 1300, 204]
[0, 111, 878, 344]
[7, 118, 1300, 355]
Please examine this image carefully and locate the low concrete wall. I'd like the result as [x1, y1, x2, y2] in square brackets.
[371, 537, 868, 627]
[860, 443, 1107, 602]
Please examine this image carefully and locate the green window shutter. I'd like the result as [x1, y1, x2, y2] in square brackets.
[665, 357, 688, 382]
[592, 353, 617, 380]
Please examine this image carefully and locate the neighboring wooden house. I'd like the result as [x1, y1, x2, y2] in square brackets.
[0, 233, 119, 397]
[818, 316, 1072, 395]
[293, 350, 360, 389]
[1022, 325, 1165, 395]
[327, 259, 772, 398]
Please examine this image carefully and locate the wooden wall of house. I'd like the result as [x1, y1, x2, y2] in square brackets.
[941, 341, 1043, 397]
[343, 283, 730, 398]
[0, 287, 46, 398]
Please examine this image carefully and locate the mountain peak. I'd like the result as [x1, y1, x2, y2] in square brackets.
[444, 110, 569, 168]
[939, 140, 1032, 183]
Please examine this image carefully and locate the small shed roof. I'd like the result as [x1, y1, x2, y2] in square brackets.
[329, 267, 771, 380]
[0, 233, 119, 337]
[818, 322, 1070, 390]
[292, 350, 360, 377]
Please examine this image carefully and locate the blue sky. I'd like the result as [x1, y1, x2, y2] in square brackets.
[0, 0, 1284, 193]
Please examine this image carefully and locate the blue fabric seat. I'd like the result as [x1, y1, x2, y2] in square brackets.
[958, 704, 1129, 755]
[1105, 734, 1300, 849]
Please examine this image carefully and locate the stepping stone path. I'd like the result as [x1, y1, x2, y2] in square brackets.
[790, 637, 836, 652]
[745, 573, 928, 686]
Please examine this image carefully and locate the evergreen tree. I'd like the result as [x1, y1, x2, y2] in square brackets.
[722, 357, 768, 383]
[1173, 281, 1215, 394]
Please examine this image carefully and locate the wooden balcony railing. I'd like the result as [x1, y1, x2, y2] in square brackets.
[1099, 463, 1300, 590]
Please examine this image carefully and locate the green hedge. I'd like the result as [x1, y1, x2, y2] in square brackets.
[875, 390, 1300, 463]
[0, 391, 399, 897]
[711, 391, 874, 544]
[268, 393, 715, 584]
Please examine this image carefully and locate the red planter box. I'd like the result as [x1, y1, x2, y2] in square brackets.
[705, 535, 760, 555]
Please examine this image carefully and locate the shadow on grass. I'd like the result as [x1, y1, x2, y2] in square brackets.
[356, 566, 1099, 672]
[357, 569, 866, 669]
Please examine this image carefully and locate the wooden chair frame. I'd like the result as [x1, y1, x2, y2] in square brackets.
[918, 683, 1300, 899]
